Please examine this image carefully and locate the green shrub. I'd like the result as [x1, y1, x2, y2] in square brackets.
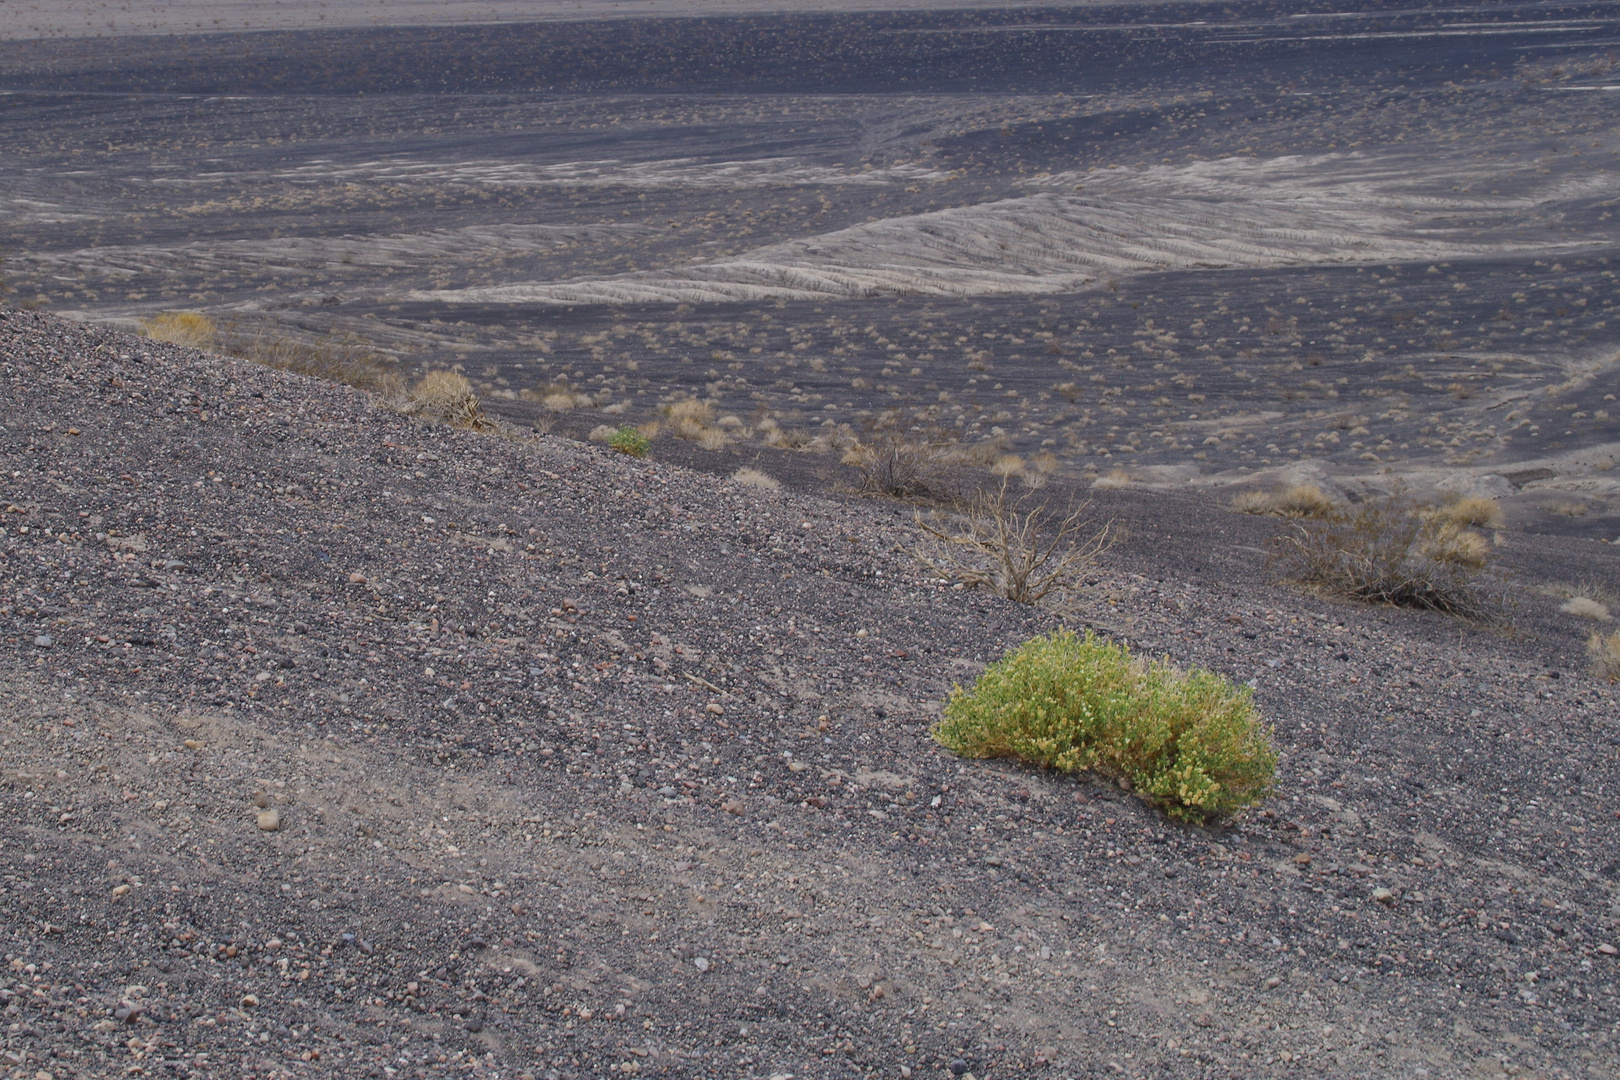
[607, 424, 650, 458]
[934, 629, 1276, 822]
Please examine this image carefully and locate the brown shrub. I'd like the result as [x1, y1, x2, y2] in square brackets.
[1267, 494, 1507, 621]
[844, 411, 964, 498]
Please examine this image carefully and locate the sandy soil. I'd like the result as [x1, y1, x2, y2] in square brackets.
[3, 307, 1620, 1079]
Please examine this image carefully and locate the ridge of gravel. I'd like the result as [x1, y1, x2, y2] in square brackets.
[2, 305, 1620, 1080]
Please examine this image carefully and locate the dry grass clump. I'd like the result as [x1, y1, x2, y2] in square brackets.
[732, 467, 781, 491]
[935, 629, 1276, 823]
[142, 311, 218, 351]
[844, 410, 963, 498]
[1435, 496, 1503, 530]
[667, 399, 716, 439]
[760, 422, 818, 451]
[1267, 493, 1507, 621]
[1231, 484, 1340, 519]
[400, 370, 488, 430]
[916, 480, 1111, 608]
[1587, 630, 1620, 681]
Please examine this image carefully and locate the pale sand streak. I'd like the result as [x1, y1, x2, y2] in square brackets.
[410, 154, 1613, 306]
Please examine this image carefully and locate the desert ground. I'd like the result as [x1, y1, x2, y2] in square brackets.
[2, 3, 1620, 1079]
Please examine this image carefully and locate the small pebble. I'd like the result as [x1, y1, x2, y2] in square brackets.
[694, 957, 710, 972]
[256, 808, 281, 832]
[1371, 887, 1395, 905]
[705, 702, 724, 716]
[32, 635, 53, 648]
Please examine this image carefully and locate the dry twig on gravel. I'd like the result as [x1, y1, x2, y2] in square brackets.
[915, 479, 1112, 607]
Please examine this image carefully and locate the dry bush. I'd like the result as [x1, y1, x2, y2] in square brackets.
[1436, 496, 1503, 530]
[142, 311, 218, 351]
[401, 370, 488, 430]
[1231, 484, 1339, 519]
[696, 428, 730, 451]
[1267, 494, 1507, 621]
[916, 480, 1111, 608]
[732, 467, 780, 491]
[991, 454, 1026, 479]
[1588, 630, 1620, 681]
[587, 424, 618, 442]
[844, 411, 964, 498]
[762, 425, 816, 450]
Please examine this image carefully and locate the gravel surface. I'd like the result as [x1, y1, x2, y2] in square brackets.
[3, 305, 1620, 1079]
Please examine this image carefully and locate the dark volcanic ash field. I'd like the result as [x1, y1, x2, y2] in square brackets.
[2, 2, 1620, 530]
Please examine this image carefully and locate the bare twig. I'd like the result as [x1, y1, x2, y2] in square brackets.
[914, 479, 1112, 607]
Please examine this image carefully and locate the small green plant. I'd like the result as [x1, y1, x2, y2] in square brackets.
[935, 629, 1276, 822]
[607, 424, 650, 458]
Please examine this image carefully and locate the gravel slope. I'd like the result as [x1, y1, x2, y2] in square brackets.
[2, 306, 1619, 1080]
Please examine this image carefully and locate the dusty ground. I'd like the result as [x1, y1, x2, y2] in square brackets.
[3, 307, 1620, 1080]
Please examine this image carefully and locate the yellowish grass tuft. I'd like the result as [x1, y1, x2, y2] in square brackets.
[142, 311, 218, 351]
[1588, 630, 1620, 681]
[1232, 484, 1339, 518]
[404, 370, 487, 430]
[1436, 496, 1503, 530]
[732, 467, 781, 491]
[1423, 525, 1491, 569]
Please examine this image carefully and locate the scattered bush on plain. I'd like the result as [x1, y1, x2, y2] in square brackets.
[915, 480, 1110, 608]
[1435, 496, 1503, 530]
[1267, 492, 1507, 621]
[843, 409, 963, 498]
[934, 629, 1277, 823]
